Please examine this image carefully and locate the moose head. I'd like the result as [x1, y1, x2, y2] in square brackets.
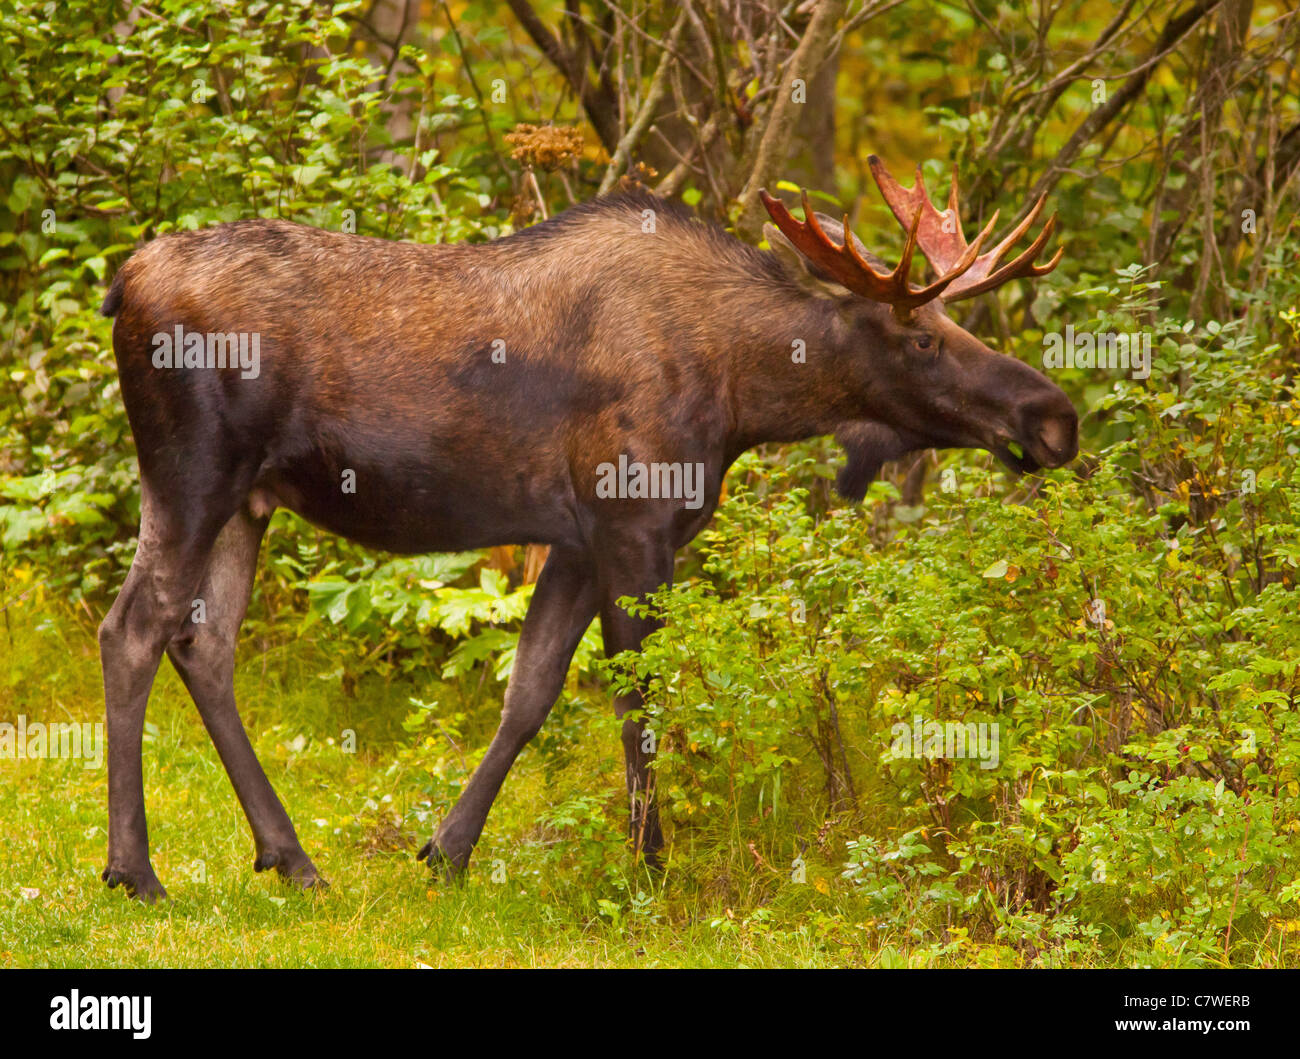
[760, 155, 1077, 499]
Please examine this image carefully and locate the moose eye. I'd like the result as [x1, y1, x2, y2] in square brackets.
[912, 333, 940, 358]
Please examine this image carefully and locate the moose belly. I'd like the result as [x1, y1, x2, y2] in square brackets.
[247, 447, 577, 555]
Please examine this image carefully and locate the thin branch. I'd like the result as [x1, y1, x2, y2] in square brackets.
[598, 10, 689, 193]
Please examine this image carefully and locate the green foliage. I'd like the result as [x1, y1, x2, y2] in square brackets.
[0, 0, 497, 600]
[288, 535, 603, 683]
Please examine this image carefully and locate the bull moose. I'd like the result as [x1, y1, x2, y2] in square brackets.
[97, 156, 1076, 899]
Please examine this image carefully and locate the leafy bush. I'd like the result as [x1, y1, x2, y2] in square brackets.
[0, 0, 497, 600]
[288, 536, 602, 682]
[611, 289, 1300, 965]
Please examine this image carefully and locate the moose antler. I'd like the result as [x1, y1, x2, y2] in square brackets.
[867, 155, 1063, 302]
[758, 188, 993, 316]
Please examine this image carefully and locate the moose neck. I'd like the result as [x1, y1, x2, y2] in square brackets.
[722, 283, 867, 456]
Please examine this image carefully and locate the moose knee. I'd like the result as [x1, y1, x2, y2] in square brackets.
[99, 591, 193, 669]
[97, 611, 125, 655]
[166, 621, 235, 673]
[97, 607, 155, 662]
[499, 702, 549, 745]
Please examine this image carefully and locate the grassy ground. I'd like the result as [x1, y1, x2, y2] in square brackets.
[2, 598, 921, 969]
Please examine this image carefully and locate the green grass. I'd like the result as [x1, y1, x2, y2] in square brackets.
[9, 595, 1287, 968]
[1, 599, 915, 968]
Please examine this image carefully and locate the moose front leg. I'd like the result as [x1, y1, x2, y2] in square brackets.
[419, 544, 599, 880]
[598, 533, 674, 866]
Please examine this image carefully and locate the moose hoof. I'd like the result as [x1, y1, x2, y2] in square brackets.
[416, 836, 471, 883]
[254, 848, 328, 891]
[632, 821, 666, 871]
[102, 865, 168, 903]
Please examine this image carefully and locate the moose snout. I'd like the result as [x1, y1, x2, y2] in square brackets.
[1022, 396, 1078, 469]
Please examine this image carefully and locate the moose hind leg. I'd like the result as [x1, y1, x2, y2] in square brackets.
[165, 509, 324, 889]
[99, 488, 226, 901]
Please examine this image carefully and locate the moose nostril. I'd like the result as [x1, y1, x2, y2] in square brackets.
[1037, 416, 1077, 464]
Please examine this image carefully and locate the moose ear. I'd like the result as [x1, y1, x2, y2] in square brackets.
[763, 221, 852, 299]
[834, 421, 921, 502]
